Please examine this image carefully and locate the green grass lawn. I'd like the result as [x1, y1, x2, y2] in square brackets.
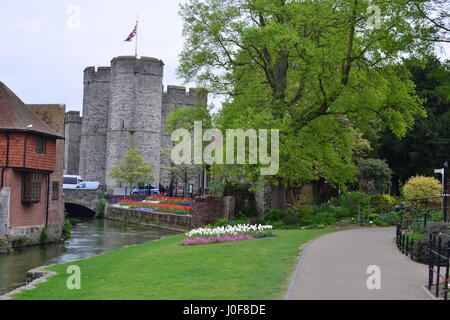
[12, 229, 341, 300]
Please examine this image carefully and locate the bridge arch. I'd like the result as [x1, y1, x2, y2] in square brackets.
[64, 202, 96, 217]
[63, 189, 102, 217]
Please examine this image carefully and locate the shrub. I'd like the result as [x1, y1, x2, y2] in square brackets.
[374, 219, 391, 227]
[426, 223, 450, 234]
[40, 227, 49, 244]
[332, 192, 370, 216]
[403, 176, 442, 200]
[63, 219, 72, 240]
[282, 215, 300, 226]
[214, 218, 229, 227]
[96, 198, 107, 218]
[377, 211, 400, 226]
[369, 194, 397, 213]
[358, 158, 393, 194]
[315, 211, 337, 225]
[265, 210, 288, 223]
[237, 208, 258, 218]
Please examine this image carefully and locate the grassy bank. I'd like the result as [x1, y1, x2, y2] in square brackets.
[12, 229, 341, 300]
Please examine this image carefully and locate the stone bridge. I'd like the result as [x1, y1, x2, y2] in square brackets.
[63, 189, 102, 216]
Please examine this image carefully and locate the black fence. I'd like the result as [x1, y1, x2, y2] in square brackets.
[396, 224, 417, 261]
[395, 196, 450, 237]
[428, 234, 450, 300]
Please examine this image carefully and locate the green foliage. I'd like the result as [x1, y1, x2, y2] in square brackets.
[282, 216, 300, 226]
[109, 148, 155, 192]
[96, 198, 107, 218]
[264, 210, 288, 223]
[236, 207, 258, 219]
[214, 218, 229, 227]
[332, 192, 370, 216]
[403, 175, 442, 200]
[178, 0, 431, 189]
[378, 58, 450, 187]
[11, 238, 27, 247]
[208, 180, 225, 197]
[358, 159, 393, 194]
[63, 220, 72, 240]
[369, 195, 398, 213]
[40, 227, 49, 244]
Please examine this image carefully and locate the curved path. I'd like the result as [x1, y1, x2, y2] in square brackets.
[286, 227, 431, 300]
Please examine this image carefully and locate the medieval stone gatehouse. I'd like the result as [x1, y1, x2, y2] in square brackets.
[64, 56, 208, 196]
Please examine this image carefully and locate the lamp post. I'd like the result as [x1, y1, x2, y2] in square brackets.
[435, 167, 446, 220]
[445, 161, 448, 222]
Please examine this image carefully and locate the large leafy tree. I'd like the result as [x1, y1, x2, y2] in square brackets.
[177, 0, 435, 200]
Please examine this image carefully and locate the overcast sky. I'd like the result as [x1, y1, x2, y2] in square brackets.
[0, 0, 192, 113]
[1, 1, 449, 115]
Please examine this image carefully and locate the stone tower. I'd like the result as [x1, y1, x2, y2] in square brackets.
[66, 55, 208, 195]
[79, 66, 111, 183]
[64, 111, 82, 175]
[105, 56, 164, 189]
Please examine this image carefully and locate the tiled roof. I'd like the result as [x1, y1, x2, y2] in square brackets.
[0, 82, 63, 139]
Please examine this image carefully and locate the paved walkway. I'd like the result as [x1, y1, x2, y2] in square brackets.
[286, 227, 432, 300]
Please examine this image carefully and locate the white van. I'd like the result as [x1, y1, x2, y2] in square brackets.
[63, 175, 84, 189]
[75, 182, 100, 190]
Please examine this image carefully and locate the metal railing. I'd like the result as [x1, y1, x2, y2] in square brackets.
[428, 234, 450, 300]
[396, 224, 417, 261]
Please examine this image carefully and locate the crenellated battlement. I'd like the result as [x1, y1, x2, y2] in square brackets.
[164, 85, 207, 97]
[69, 55, 207, 193]
[83, 66, 111, 83]
[64, 111, 81, 123]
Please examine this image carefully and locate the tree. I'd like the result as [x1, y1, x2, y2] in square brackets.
[358, 159, 393, 194]
[410, 0, 450, 43]
[377, 57, 450, 192]
[177, 0, 435, 204]
[403, 175, 442, 199]
[109, 148, 155, 194]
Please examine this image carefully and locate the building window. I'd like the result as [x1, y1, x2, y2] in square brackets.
[36, 136, 46, 154]
[52, 181, 59, 201]
[22, 173, 41, 203]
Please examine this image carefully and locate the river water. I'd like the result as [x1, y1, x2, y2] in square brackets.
[0, 218, 179, 295]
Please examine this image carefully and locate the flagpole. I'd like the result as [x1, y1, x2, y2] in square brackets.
[135, 15, 139, 58]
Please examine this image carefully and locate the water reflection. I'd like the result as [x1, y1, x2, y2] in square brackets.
[0, 218, 179, 295]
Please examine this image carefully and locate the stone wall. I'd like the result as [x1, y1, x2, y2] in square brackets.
[0, 187, 10, 236]
[193, 196, 236, 227]
[105, 205, 191, 232]
[160, 86, 208, 196]
[255, 184, 287, 217]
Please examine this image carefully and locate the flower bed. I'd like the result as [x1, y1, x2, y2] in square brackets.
[146, 196, 195, 204]
[117, 198, 195, 215]
[182, 224, 275, 246]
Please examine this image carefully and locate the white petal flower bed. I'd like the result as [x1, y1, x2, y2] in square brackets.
[182, 224, 275, 246]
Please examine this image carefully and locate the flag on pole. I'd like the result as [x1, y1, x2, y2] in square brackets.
[124, 24, 137, 42]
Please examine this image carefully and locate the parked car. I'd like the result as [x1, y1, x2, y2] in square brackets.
[74, 182, 100, 190]
[63, 175, 84, 189]
[132, 184, 160, 196]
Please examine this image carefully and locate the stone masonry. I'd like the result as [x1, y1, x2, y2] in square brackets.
[65, 56, 208, 195]
[64, 111, 81, 175]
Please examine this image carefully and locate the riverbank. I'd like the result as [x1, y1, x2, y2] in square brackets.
[7, 229, 341, 300]
[0, 218, 178, 295]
